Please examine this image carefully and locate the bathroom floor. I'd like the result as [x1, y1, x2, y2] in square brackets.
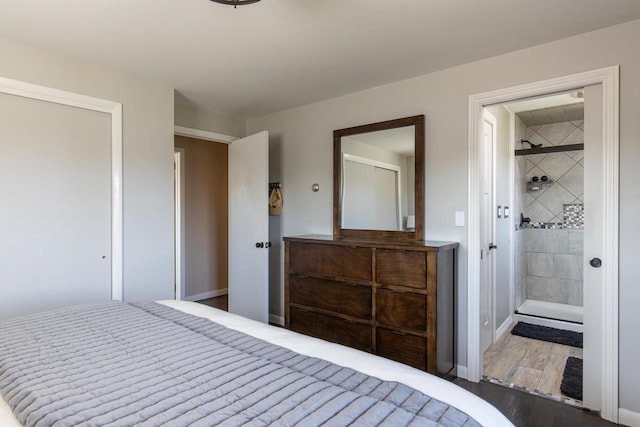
[483, 323, 582, 405]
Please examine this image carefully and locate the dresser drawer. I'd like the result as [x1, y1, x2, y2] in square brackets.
[290, 275, 372, 320]
[376, 249, 426, 289]
[289, 242, 372, 280]
[376, 288, 426, 331]
[376, 328, 427, 371]
[289, 308, 372, 352]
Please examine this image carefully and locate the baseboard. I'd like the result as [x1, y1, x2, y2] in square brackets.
[456, 365, 468, 380]
[184, 288, 228, 302]
[620, 408, 640, 427]
[269, 313, 284, 326]
[495, 315, 513, 341]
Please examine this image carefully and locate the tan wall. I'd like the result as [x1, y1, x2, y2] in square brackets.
[175, 136, 228, 298]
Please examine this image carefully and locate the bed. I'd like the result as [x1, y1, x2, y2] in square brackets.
[0, 300, 512, 426]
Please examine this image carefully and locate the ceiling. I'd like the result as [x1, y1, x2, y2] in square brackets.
[507, 92, 584, 126]
[1, 1, 639, 118]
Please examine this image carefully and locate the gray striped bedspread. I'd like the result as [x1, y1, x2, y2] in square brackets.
[0, 301, 481, 426]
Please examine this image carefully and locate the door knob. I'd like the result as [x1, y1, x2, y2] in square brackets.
[255, 242, 264, 248]
[590, 257, 602, 268]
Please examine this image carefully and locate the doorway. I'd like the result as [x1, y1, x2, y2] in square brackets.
[483, 90, 586, 406]
[467, 67, 619, 422]
[174, 135, 229, 303]
[173, 127, 271, 324]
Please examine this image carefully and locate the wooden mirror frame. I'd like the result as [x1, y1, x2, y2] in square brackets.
[333, 115, 424, 241]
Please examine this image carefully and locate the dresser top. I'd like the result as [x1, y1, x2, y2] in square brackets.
[283, 234, 458, 251]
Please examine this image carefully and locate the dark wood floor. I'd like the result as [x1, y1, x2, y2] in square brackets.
[452, 378, 619, 427]
[197, 294, 228, 311]
[196, 295, 616, 426]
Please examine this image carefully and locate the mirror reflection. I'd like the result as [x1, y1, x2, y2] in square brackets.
[341, 126, 416, 231]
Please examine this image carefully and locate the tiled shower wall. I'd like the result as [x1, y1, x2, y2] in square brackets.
[514, 116, 527, 309]
[523, 120, 584, 223]
[514, 228, 526, 309]
[515, 120, 584, 309]
[524, 228, 583, 306]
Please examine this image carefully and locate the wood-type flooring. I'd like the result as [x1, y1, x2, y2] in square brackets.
[484, 323, 582, 397]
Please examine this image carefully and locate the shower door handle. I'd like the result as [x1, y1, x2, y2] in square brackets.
[590, 257, 602, 268]
[488, 243, 498, 250]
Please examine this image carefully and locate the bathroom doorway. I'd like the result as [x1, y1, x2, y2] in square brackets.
[467, 67, 619, 422]
[482, 90, 586, 405]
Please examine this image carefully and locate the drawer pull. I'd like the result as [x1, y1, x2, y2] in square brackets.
[391, 330, 407, 336]
[297, 275, 308, 279]
[346, 283, 359, 287]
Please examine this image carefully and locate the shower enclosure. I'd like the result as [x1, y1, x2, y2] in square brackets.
[512, 107, 585, 332]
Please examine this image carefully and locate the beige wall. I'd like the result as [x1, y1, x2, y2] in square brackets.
[0, 37, 175, 301]
[247, 19, 640, 412]
[175, 136, 229, 299]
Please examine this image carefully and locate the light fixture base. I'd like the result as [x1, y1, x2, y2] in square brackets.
[210, 0, 261, 7]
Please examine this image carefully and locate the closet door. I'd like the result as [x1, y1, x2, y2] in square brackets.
[342, 159, 399, 230]
[0, 93, 111, 319]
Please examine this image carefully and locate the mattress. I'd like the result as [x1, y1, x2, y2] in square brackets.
[0, 300, 512, 426]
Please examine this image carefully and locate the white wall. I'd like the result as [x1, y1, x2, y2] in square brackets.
[175, 100, 245, 138]
[0, 37, 175, 302]
[247, 19, 640, 413]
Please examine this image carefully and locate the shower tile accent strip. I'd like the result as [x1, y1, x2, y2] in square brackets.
[563, 203, 584, 229]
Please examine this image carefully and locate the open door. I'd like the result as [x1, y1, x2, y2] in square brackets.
[582, 83, 604, 411]
[479, 110, 497, 354]
[228, 131, 269, 323]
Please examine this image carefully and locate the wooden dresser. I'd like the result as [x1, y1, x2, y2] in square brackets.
[284, 235, 457, 376]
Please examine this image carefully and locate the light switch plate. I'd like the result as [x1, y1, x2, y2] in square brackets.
[455, 211, 465, 227]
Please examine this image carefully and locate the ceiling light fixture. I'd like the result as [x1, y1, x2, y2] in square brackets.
[210, 0, 261, 8]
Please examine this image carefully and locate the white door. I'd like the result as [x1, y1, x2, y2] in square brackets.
[0, 93, 112, 319]
[374, 167, 400, 229]
[342, 155, 401, 230]
[228, 131, 269, 323]
[582, 84, 603, 410]
[479, 110, 497, 354]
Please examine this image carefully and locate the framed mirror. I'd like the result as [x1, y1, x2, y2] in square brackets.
[333, 115, 424, 241]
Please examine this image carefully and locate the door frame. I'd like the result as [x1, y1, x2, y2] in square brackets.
[0, 76, 123, 300]
[173, 125, 237, 301]
[467, 66, 619, 421]
[174, 147, 186, 300]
